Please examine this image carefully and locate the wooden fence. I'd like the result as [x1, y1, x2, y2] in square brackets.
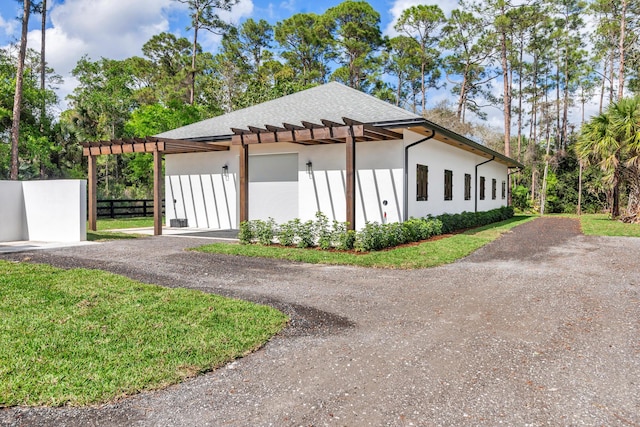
[97, 199, 164, 219]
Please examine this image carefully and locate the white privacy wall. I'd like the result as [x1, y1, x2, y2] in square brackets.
[406, 130, 509, 219]
[0, 181, 26, 242]
[0, 180, 86, 242]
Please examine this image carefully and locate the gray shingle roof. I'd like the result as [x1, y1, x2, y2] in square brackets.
[157, 82, 421, 140]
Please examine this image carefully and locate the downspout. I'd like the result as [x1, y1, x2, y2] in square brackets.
[404, 130, 436, 220]
[475, 156, 495, 213]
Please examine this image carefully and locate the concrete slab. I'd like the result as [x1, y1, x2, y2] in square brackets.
[0, 240, 98, 254]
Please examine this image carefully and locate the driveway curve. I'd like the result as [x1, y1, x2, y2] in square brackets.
[1, 217, 639, 426]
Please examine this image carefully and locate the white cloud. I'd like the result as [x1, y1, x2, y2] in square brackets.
[195, 0, 254, 51]
[4, 0, 253, 113]
[384, 0, 459, 36]
[0, 13, 17, 38]
[279, 0, 296, 12]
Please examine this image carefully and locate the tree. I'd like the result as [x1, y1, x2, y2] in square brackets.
[173, 0, 238, 104]
[10, 0, 31, 180]
[383, 36, 421, 109]
[395, 4, 445, 113]
[275, 13, 333, 85]
[440, 8, 496, 123]
[576, 96, 640, 219]
[324, 0, 383, 91]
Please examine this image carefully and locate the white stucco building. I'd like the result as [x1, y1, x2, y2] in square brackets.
[157, 83, 521, 230]
[84, 82, 522, 234]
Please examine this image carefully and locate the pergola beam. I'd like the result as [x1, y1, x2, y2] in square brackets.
[88, 154, 97, 232]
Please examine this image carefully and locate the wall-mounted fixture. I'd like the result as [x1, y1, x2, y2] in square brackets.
[306, 161, 313, 176]
[222, 164, 229, 180]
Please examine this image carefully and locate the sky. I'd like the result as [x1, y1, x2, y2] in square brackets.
[0, 0, 464, 117]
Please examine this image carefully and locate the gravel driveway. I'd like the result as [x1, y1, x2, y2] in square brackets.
[1, 217, 639, 426]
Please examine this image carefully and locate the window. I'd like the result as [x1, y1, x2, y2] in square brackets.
[492, 179, 497, 200]
[464, 173, 471, 200]
[416, 164, 428, 201]
[444, 170, 453, 201]
[479, 176, 486, 200]
[501, 180, 506, 199]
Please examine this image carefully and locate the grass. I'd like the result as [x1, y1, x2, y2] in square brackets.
[95, 217, 156, 231]
[194, 215, 534, 269]
[577, 213, 640, 237]
[0, 261, 288, 407]
[85, 217, 156, 241]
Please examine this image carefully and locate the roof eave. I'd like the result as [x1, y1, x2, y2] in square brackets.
[370, 118, 524, 169]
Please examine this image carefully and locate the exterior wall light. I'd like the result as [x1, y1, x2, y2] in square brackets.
[222, 164, 229, 180]
[306, 161, 313, 176]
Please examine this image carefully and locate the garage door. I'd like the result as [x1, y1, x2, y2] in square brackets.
[249, 153, 298, 223]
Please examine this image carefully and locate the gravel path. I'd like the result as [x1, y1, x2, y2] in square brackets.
[1, 217, 639, 426]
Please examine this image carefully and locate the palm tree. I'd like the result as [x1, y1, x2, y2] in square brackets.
[577, 96, 640, 219]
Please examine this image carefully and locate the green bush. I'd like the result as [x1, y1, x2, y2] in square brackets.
[238, 221, 253, 244]
[277, 221, 296, 246]
[254, 218, 277, 245]
[315, 212, 333, 250]
[296, 219, 316, 248]
[237, 207, 512, 252]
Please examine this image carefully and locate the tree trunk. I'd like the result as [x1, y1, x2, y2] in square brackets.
[599, 57, 607, 114]
[517, 40, 523, 162]
[10, 0, 31, 180]
[577, 160, 583, 215]
[500, 29, 511, 157]
[189, 10, 199, 105]
[540, 130, 552, 216]
[39, 0, 47, 178]
[618, 0, 627, 100]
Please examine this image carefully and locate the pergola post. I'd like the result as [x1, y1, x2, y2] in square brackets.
[239, 141, 249, 224]
[88, 154, 97, 231]
[346, 130, 356, 230]
[153, 148, 163, 236]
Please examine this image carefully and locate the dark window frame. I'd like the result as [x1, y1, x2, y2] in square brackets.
[464, 173, 471, 200]
[501, 180, 506, 199]
[416, 164, 428, 201]
[444, 169, 453, 201]
[492, 178, 497, 200]
[479, 176, 486, 200]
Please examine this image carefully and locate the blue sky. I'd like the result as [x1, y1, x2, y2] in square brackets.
[0, 0, 461, 113]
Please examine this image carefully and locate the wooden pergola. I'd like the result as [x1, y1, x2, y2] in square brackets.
[82, 136, 229, 235]
[81, 117, 402, 235]
[230, 117, 402, 230]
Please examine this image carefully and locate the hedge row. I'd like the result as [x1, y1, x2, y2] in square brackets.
[238, 206, 514, 252]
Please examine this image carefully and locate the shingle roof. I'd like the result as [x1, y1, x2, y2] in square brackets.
[157, 82, 420, 140]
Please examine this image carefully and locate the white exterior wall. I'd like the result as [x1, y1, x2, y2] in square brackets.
[164, 132, 509, 230]
[406, 130, 509, 219]
[0, 180, 86, 242]
[0, 181, 27, 241]
[165, 151, 238, 229]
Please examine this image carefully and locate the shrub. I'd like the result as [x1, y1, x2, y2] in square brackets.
[238, 221, 253, 244]
[296, 219, 315, 248]
[315, 212, 333, 250]
[236, 207, 511, 252]
[277, 221, 296, 246]
[332, 220, 355, 250]
[254, 218, 276, 245]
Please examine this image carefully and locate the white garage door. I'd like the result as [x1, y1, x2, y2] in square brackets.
[249, 153, 298, 223]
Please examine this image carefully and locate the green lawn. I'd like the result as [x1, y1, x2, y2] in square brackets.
[96, 217, 156, 230]
[578, 213, 640, 237]
[85, 217, 156, 241]
[0, 261, 288, 407]
[194, 215, 534, 269]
